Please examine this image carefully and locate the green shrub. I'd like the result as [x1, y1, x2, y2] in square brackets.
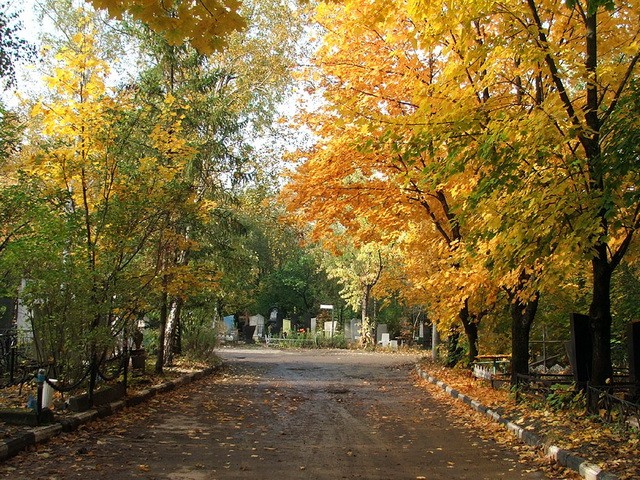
[546, 383, 585, 411]
[142, 328, 159, 355]
[182, 321, 219, 363]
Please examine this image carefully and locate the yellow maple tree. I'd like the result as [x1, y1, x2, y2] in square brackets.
[283, 0, 498, 363]
[87, 0, 246, 54]
[21, 17, 199, 391]
[285, 0, 640, 381]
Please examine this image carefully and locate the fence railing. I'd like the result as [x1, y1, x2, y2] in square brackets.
[0, 329, 38, 388]
[587, 385, 640, 429]
[472, 360, 511, 387]
[513, 374, 639, 429]
[0, 328, 131, 405]
[265, 336, 318, 348]
[515, 372, 574, 388]
[472, 364, 493, 381]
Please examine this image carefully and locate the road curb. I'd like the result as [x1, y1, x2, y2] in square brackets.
[415, 366, 619, 480]
[0, 365, 218, 462]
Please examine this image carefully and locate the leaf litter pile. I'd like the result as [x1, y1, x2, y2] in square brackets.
[416, 359, 639, 480]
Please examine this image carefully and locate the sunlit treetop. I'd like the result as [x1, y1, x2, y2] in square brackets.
[87, 0, 247, 54]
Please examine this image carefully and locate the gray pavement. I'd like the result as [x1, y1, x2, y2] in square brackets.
[0, 347, 606, 479]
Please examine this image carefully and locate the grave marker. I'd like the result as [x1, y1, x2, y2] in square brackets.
[569, 313, 592, 386]
[629, 321, 640, 397]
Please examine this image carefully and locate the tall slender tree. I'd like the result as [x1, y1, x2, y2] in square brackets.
[129, 0, 307, 367]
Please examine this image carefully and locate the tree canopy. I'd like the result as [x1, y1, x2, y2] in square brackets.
[0, 0, 638, 394]
[87, 0, 246, 54]
[283, 0, 640, 380]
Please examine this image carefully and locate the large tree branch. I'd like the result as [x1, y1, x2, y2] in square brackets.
[525, 0, 581, 130]
[610, 202, 640, 270]
[602, 52, 640, 124]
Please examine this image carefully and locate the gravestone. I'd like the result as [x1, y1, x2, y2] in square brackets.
[222, 315, 237, 341]
[0, 298, 15, 333]
[243, 324, 256, 343]
[380, 333, 390, 347]
[569, 313, 592, 385]
[629, 321, 640, 397]
[376, 324, 388, 344]
[267, 308, 283, 335]
[249, 314, 265, 340]
[282, 319, 291, 336]
[345, 319, 360, 342]
[324, 321, 336, 337]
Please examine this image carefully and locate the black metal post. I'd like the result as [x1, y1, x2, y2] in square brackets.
[36, 368, 45, 423]
[9, 343, 16, 384]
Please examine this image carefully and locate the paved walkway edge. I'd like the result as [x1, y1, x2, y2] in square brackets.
[415, 366, 619, 480]
[0, 366, 219, 462]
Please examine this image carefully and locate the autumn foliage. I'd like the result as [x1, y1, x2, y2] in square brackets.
[283, 0, 640, 381]
[0, 0, 307, 392]
[87, 0, 246, 54]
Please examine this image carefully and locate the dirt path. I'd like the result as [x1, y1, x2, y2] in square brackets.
[0, 347, 551, 479]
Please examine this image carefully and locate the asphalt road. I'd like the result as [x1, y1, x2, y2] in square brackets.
[0, 347, 550, 479]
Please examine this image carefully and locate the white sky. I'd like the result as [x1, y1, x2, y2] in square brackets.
[1, 0, 49, 106]
[4, 0, 315, 163]
[6, 0, 143, 107]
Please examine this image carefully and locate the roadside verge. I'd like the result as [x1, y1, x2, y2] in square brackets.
[415, 365, 619, 480]
[0, 366, 218, 462]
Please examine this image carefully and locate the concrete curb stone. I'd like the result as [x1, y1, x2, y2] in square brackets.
[415, 365, 620, 480]
[0, 365, 218, 462]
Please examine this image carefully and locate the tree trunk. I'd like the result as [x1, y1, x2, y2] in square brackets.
[175, 319, 182, 355]
[432, 322, 439, 360]
[527, 0, 618, 390]
[458, 300, 479, 364]
[161, 244, 188, 364]
[446, 328, 463, 367]
[88, 351, 98, 404]
[360, 285, 374, 346]
[583, 9, 613, 388]
[163, 296, 183, 366]
[510, 293, 539, 385]
[155, 276, 168, 374]
[462, 322, 479, 364]
[589, 252, 614, 386]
